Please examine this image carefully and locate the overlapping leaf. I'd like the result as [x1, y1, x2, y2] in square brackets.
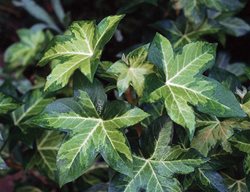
[222, 173, 247, 192]
[39, 15, 124, 91]
[180, 0, 245, 25]
[147, 34, 244, 137]
[229, 131, 250, 154]
[28, 131, 64, 180]
[153, 19, 219, 48]
[191, 114, 250, 156]
[195, 168, 228, 192]
[12, 90, 54, 127]
[110, 117, 205, 192]
[108, 45, 154, 96]
[31, 91, 148, 186]
[0, 93, 20, 115]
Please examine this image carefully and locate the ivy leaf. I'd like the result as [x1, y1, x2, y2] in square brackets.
[229, 131, 250, 154]
[153, 18, 219, 49]
[28, 131, 64, 180]
[180, 0, 205, 25]
[222, 173, 248, 192]
[209, 67, 241, 92]
[195, 168, 228, 192]
[73, 71, 107, 113]
[147, 33, 245, 138]
[4, 28, 48, 71]
[12, 90, 54, 127]
[203, 0, 244, 12]
[242, 97, 250, 117]
[110, 118, 205, 192]
[108, 45, 154, 96]
[30, 91, 148, 186]
[13, 0, 60, 32]
[39, 15, 124, 91]
[180, 0, 244, 25]
[191, 114, 250, 156]
[219, 17, 250, 37]
[0, 92, 20, 115]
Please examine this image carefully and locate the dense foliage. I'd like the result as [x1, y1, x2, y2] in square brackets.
[1, 0, 250, 191]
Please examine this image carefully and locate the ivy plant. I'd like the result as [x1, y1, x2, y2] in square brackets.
[1, 0, 250, 191]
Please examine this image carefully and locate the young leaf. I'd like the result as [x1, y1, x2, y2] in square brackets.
[108, 45, 154, 96]
[191, 114, 250, 156]
[147, 33, 245, 138]
[30, 91, 148, 186]
[28, 131, 64, 180]
[39, 15, 124, 91]
[110, 118, 205, 192]
[12, 90, 54, 127]
[0, 93, 20, 115]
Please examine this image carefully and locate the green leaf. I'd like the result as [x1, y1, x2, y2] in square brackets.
[153, 19, 219, 49]
[31, 91, 148, 186]
[108, 45, 154, 96]
[219, 17, 250, 37]
[209, 67, 241, 92]
[244, 155, 250, 175]
[147, 33, 245, 138]
[195, 168, 228, 192]
[140, 116, 172, 159]
[73, 71, 107, 113]
[242, 97, 250, 117]
[51, 0, 66, 25]
[222, 173, 248, 192]
[229, 131, 250, 154]
[110, 118, 205, 192]
[0, 92, 20, 115]
[39, 15, 124, 91]
[13, 0, 60, 32]
[28, 131, 64, 180]
[191, 114, 250, 156]
[4, 28, 47, 71]
[203, 0, 244, 12]
[12, 90, 54, 127]
[180, 0, 205, 25]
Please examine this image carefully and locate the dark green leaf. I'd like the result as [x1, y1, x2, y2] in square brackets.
[110, 118, 205, 192]
[0, 92, 20, 115]
[12, 90, 54, 127]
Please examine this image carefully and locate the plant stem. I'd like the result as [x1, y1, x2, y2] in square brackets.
[124, 87, 142, 136]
